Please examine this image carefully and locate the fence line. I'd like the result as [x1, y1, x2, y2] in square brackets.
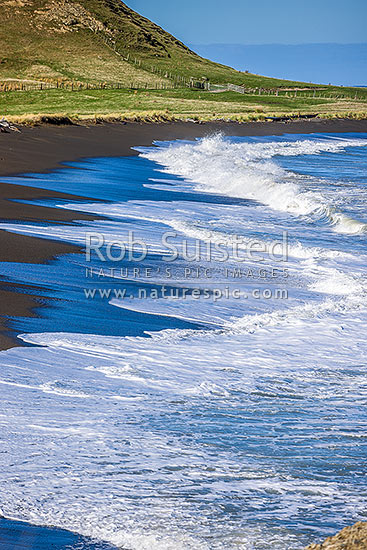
[0, 76, 213, 93]
[89, 30, 195, 89]
[3, 27, 363, 99]
[206, 83, 363, 100]
[92, 34, 365, 100]
[0, 80, 180, 93]
[0, 78, 364, 101]
[227, 83, 245, 94]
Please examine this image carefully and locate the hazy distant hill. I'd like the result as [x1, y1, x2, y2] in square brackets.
[189, 43, 367, 87]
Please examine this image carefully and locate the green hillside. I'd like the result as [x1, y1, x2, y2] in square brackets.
[0, 0, 342, 88]
[1, 0, 366, 122]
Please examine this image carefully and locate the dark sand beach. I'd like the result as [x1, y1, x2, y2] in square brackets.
[1, 118, 367, 177]
[0, 118, 366, 549]
[0, 183, 99, 349]
[1, 118, 366, 351]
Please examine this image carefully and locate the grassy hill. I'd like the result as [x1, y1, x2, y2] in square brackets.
[0, 0, 325, 87]
[1, 0, 366, 122]
[1, 0, 167, 86]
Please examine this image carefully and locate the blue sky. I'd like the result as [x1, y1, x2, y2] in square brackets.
[127, 0, 367, 45]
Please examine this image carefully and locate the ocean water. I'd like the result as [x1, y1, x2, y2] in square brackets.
[0, 132, 366, 550]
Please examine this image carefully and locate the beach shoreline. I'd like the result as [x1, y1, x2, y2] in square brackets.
[0, 118, 366, 549]
[1, 118, 367, 176]
[0, 183, 102, 350]
[0, 117, 366, 350]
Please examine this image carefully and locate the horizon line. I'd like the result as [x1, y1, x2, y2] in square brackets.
[189, 41, 367, 47]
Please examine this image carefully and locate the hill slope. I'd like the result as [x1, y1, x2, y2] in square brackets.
[1, 0, 167, 86]
[0, 0, 328, 88]
[1, 0, 366, 122]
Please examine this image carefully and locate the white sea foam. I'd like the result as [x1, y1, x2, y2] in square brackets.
[138, 134, 367, 234]
[57, 198, 356, 261]
[1, 295, 366, 549]
[1, 133, 366, 548]
[0, 195, 365, 329]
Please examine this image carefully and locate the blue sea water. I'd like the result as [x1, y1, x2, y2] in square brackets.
[0, 518, 117, 550]
[0, 132, 366, 549]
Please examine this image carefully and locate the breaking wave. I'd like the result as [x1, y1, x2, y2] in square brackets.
[138, 134, 367, 234]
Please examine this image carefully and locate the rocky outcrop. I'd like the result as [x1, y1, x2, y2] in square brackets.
[0, 119, 20, 133]
[35, 0, 114, 37]
[306, 522, 367, 550]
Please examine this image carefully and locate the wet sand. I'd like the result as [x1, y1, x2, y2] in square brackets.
[0, 182, 101, 349]
[0, 118, 366, 350]
[1, 119, 367, 176]
[0, 119, 366, 548]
